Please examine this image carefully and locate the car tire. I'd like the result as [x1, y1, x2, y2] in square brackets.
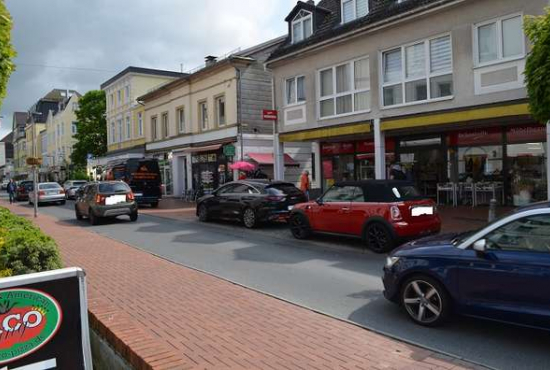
[400, 275, 451, 327]
[198, 204, 210, 222]
[365, 222, 395, 253]
[150, 202, 159, 208]
[243, 208, 257, 229]
[290, 213, 312, 239]
[89, 209, 99, 226]
[130, 211, 138, 222]
[75, 206, 83, 221]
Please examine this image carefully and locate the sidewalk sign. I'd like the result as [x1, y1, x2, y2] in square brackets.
[0, 268, 92, 369]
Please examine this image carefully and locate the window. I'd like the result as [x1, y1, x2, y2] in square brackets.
[71, 122, 77, 135]
[117, 119, 123, 142]
[177, 107, 185, 133]
[110, 122, 115, 143]
[109, 94, 114, 108]
[117, 90, 122, 104]
[285, 76, 306, 106]
[72, 102, 79, 111]
[341, 0, 368, 24]
[151, 116, 158, 140]
[318, 57, 370, 118]
[138, 112, 143, 137]
[322, 186, 360, 202]
[484, 215, 550, 253]
[126, 116, 131, 139]
[382, 34, 453, 107]
[292, 10, 313, 44]
[125, 86, 130, 102]
[215, 96, 226, 126]
[475, 14, 524, 65]
[61, 122, 65, 136]
[161, 112, 169, 138]
[199, 101, 208, 131]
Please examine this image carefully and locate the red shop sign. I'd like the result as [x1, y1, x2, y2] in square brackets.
[321, 142, 355, 155]
[449, 127, 502, 146]
[507, 125, 547, 144]
[356, 138, 395, 152]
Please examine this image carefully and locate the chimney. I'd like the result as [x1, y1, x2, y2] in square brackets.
[205, 56, 218, 67]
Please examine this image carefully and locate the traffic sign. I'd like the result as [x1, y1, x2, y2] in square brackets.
[262, 109, 278, 121]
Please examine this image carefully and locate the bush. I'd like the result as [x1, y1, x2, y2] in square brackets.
[0, 207, 62, 276]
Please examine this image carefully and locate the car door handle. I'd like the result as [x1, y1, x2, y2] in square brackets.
[341, 207, 350, 211]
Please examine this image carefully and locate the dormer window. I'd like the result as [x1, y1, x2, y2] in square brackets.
[292, 10, 313, 44]
[342, 0, 369, 24]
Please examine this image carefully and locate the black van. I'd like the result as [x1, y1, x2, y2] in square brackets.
[102, 158, 162, 207]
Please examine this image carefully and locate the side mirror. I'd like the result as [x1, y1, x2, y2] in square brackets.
[473, 239, 487, 253]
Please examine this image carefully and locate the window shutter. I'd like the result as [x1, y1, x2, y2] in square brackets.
[430, 36, 452, 73]
[356, 0, 368, 18]
[406, 43, 426, 79]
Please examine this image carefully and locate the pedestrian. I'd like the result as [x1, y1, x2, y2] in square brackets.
[300, 170, 311, 200]
[389, 163, 406, 181]
[238, 171, 247, 180]
[7, 179, 16, 204]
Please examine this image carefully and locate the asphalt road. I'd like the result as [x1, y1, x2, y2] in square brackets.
[8, 197, 550, 370]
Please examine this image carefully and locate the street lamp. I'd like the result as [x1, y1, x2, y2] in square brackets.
[29, 110, 42, 218]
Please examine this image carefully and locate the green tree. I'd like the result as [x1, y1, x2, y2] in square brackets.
[71, 90, 107, 167]
[524, 8, 550, 124]
[0, 0, 16, 109]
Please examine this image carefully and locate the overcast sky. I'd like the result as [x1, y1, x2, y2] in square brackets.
[0, 0, 295, 139]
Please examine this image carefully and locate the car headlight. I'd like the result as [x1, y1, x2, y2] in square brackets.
[385, 256, 400, 268]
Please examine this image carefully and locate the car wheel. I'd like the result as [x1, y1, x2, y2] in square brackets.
[198, 204, 210, 222]
[290, 213, 312, 239]
[75, 206, 83, 221]
[365, 223, 395, 253]
[60, 200, 66, 206]
[150, 202, 159, 208]
[401, 275, 450, 327]
[243, 208, 257, 229]
[89, 209, 99, 226]
[130, 211, 138, 222]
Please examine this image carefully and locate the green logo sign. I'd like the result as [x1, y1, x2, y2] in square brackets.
[0, 289, 62, 364]
[223, 144, 236, 157]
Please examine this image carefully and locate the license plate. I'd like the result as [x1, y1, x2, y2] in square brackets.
[411, 206, 433, 216]
[134, 193, 143, 197]
[47, 191, 57, 195]
[288, 205, 294, 211]
[105, 195, 127, 205]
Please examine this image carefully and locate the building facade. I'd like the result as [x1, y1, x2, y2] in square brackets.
[267, 0, 549, 206]
[139, 37, 306, 197]
[0, 132, 14, 180]
[11, 112, 29, 179]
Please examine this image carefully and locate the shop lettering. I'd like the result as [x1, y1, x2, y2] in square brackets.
[0, 311, 42, 334]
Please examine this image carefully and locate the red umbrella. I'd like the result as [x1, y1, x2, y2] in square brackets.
[229, 161, 256, 171]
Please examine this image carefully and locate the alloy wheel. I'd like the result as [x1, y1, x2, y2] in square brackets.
[290, 215, 310, 239]
[198, 205, 209, 222]
[367, 224, 390, 253]
[243, 208, 256, 228]
[402, 280, 443, 325]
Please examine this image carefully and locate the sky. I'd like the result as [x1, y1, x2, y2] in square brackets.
[0, 0, 295, 140]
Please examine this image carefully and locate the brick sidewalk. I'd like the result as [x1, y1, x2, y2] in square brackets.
[1, 200, 484, 370]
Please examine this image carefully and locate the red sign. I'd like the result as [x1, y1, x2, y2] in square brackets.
[507, 125, 546, 144]
[449, 128, 502, 146]
[321, 142, 355, 155]
[262, 110, 278, 121]
[356, 138, 395, 153]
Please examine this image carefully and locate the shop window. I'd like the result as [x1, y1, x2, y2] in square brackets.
[508, 143, 547, 206]
[457, 145, 503, 183]
[475, 14, 524, 65]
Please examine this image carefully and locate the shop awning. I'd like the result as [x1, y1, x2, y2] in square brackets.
[177, 144, 222, 154]
[279, 122, 371, 142]
[247, 153, 299, 166]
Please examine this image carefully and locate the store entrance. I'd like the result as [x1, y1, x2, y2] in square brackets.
[397, 137, 446, 199]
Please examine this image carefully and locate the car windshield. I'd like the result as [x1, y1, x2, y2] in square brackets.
[391, 185, 422, 200]
[99, 182, 130, 193]
[39, 183, 61, 190]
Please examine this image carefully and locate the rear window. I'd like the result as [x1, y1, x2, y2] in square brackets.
[39, 183, 61, 190]
[265, 184, 302, 195]
[99, 182, 130, 193]
[72, 181, 87, 186]
[392, 185, 422, 200]
[127, 160, 160, 182]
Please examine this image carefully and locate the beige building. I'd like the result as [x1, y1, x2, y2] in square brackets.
[267, 0, 549, 205]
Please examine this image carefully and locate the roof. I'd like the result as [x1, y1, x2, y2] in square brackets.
[12, 112, 29, 128]
[101, 67, 188, 89]
[268, 0, 458, 63]
[246, 153, 299, 166]
[41, 89, 80, 102]
[0, 132, 13, 143]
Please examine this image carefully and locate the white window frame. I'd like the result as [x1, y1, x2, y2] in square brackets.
[316, 56, 371, 120]
[473, 12, 525, 68]
[341, 0, 369, 24]
[285, 75, 306, 107]
[380, 33, 454, 109]
[199, 101, 208, 131]
[161, 112, 169, 139]
[215, 96, 226, 127]
[291, 10, 313, 44]
[176, 107, 185, 133]
[151, 116, 158, 141]
[71, 122, 77, 135]
[126, 115, 131, 139]
[138, 112, 143, 137]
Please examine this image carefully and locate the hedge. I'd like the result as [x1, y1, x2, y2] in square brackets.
[0, 207, 63, 277]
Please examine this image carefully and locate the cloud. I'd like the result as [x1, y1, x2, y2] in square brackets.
[0, 0, 296, 139]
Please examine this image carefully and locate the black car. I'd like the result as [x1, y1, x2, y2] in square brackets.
[15, 181, 34, 201]
[196, 180, 307, 228]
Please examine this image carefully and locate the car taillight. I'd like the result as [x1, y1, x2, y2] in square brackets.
[95, 194, 106, 205]
[390, 206, 402, 221]
[126, 192, 135, 201]
[38, 191, 45, 196]
[59, 189, 65, 194]
[267, 195, 285, 202]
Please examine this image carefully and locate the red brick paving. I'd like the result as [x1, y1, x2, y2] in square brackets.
[1, 200, 485, 370]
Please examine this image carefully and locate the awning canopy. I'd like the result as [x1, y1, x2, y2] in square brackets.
[246, 153, 299, 166]
[177, 144, 222, 154]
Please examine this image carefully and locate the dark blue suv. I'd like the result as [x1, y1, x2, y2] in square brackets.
[383, 202, 550, 329]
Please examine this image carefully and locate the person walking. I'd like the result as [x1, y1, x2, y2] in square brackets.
[300, 170, 311, 200]
[7, 179, 16, 204]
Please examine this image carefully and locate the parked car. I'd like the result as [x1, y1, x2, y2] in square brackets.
[289, 181, 440, 253]
[63, 180, 88, 200]
[28, 182, 66, 206]
[15, 180, 34, 201]
[1, 180, 9, 191]
[74, 181, 138, 225]
[196, 180, 307, 228]
[383, 202, 550, 330]
[101, 158, 162, 208]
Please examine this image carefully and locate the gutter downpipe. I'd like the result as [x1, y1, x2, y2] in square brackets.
[271, 75, 284, 181]
[237, 68, 244, 162]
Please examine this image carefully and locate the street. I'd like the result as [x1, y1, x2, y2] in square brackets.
[13, 196, 550, 370]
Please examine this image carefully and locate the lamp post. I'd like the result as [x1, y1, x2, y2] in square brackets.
[29, 110, 42, 218]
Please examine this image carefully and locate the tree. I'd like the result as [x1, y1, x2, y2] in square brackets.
[524, 8, 550, 124]
[0, 0, 16, 109]
[71, 90, 107, 167]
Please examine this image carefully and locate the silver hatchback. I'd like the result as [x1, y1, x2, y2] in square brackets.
[29, 182, 66, 206]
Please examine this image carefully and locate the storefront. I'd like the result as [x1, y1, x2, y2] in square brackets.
[191, 145, 233, 195]
[150, 152, 173, 196]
